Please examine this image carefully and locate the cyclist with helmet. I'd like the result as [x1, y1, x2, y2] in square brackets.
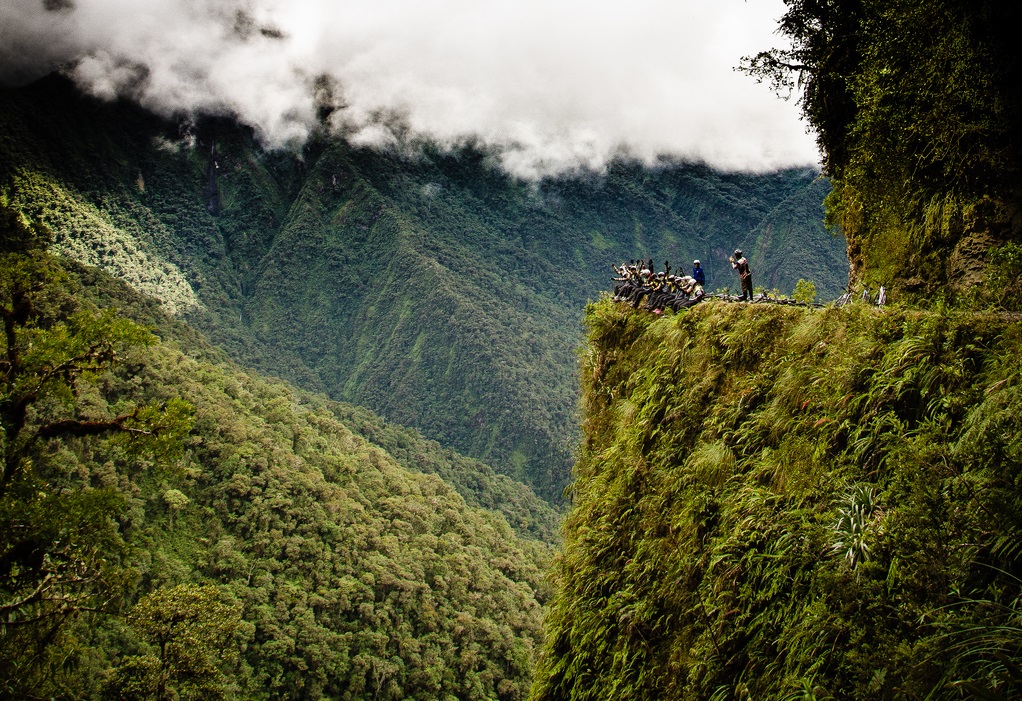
[692, 260, 705, 287]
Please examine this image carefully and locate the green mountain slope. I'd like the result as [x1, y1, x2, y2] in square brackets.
[64, 252, 562, 543]
[0, 243, 556, 699]
[0, 76, 847, 501]
[746, 177, 846, 296]
[532, 298, 1022, 699]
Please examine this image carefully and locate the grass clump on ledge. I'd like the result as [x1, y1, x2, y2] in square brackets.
[532, 296, 1022, 700]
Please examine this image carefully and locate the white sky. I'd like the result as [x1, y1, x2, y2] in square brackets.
[0, 0, 820, 177]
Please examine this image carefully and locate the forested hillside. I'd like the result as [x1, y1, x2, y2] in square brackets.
[0, 229, 558, 699]
[0, 76, 846, 502]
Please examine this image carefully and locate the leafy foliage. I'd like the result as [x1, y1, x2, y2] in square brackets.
[105, 584, 242, 701]
[743, 0, 1022, 297]
[976, 243, 1022, 312]
[792, 278, 818, 305]
[0, 247, 557, 699]
[0, 250, 192, 698]
[532, 297, 1022, 700]
[830, 484, 880, 573]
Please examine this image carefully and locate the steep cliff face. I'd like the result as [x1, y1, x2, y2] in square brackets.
[532, 298, 1022, 700]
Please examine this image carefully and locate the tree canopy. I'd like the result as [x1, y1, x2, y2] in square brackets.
[744, 0, 1022, 295]
[0, 227, 555, 699]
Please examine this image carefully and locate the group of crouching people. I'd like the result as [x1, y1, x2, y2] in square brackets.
[612, 259, 707, 313]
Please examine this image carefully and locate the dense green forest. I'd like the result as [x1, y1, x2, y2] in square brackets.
[0, 221, 559, 699]
[0, 76, 846, 502]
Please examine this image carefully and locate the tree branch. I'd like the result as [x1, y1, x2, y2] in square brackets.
[35, 410, 152, 440]
[0, 573, 54, 614]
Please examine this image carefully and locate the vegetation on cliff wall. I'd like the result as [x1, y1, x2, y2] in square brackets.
[0, 76, 846, 502]
[532, 297, 1022, 699]
[1, 233, 556, 699]
[744, 0, 1022, 295]
[533, 2, 1022, 695]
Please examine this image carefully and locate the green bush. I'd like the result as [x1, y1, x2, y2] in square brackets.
[980, 243, 1022, 310]
[793, 278, 818, 304]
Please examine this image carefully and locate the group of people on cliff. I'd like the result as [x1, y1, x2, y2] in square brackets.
[611, 259, 706, 312]
[611, 250, 753, 312]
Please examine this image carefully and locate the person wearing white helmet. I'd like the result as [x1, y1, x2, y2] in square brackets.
[631, 268, 656, 307]
[611, 263, 630, 300]
[692, 259, 705, 288]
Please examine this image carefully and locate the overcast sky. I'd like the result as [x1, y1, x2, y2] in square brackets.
[1, 0, 819, 177]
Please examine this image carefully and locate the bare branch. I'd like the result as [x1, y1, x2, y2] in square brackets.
[35, 409, 151, 440]
[0, 573, 54, 614]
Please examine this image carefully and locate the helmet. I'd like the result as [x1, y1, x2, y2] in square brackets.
[693, 259, 700, 265]
[734, 249, 743, 258]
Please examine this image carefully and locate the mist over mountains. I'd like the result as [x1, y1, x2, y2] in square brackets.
[0, 0, 817, 177]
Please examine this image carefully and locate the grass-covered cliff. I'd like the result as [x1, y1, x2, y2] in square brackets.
[532, 2, 1022, 696]
[532, 297, 1022, 699]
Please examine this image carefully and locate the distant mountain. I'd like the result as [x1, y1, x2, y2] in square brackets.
[0, 75, 847, 501]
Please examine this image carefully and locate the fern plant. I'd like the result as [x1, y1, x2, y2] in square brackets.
[830, 484, 882, 572]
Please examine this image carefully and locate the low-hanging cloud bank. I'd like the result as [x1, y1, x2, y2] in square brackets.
[1, 0, 820, 177]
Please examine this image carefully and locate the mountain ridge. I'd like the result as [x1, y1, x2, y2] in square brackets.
[0, 75, 848, 501]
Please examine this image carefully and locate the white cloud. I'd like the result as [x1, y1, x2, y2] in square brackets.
[0, 0, 820, 176]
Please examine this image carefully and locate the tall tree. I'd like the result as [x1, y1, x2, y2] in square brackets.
[104, 584, 241, 701]
[0, 249, 191, 696]
[743, 0, 1022, 295]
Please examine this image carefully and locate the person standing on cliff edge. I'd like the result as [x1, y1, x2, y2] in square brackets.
[730, 249, 753, 301]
